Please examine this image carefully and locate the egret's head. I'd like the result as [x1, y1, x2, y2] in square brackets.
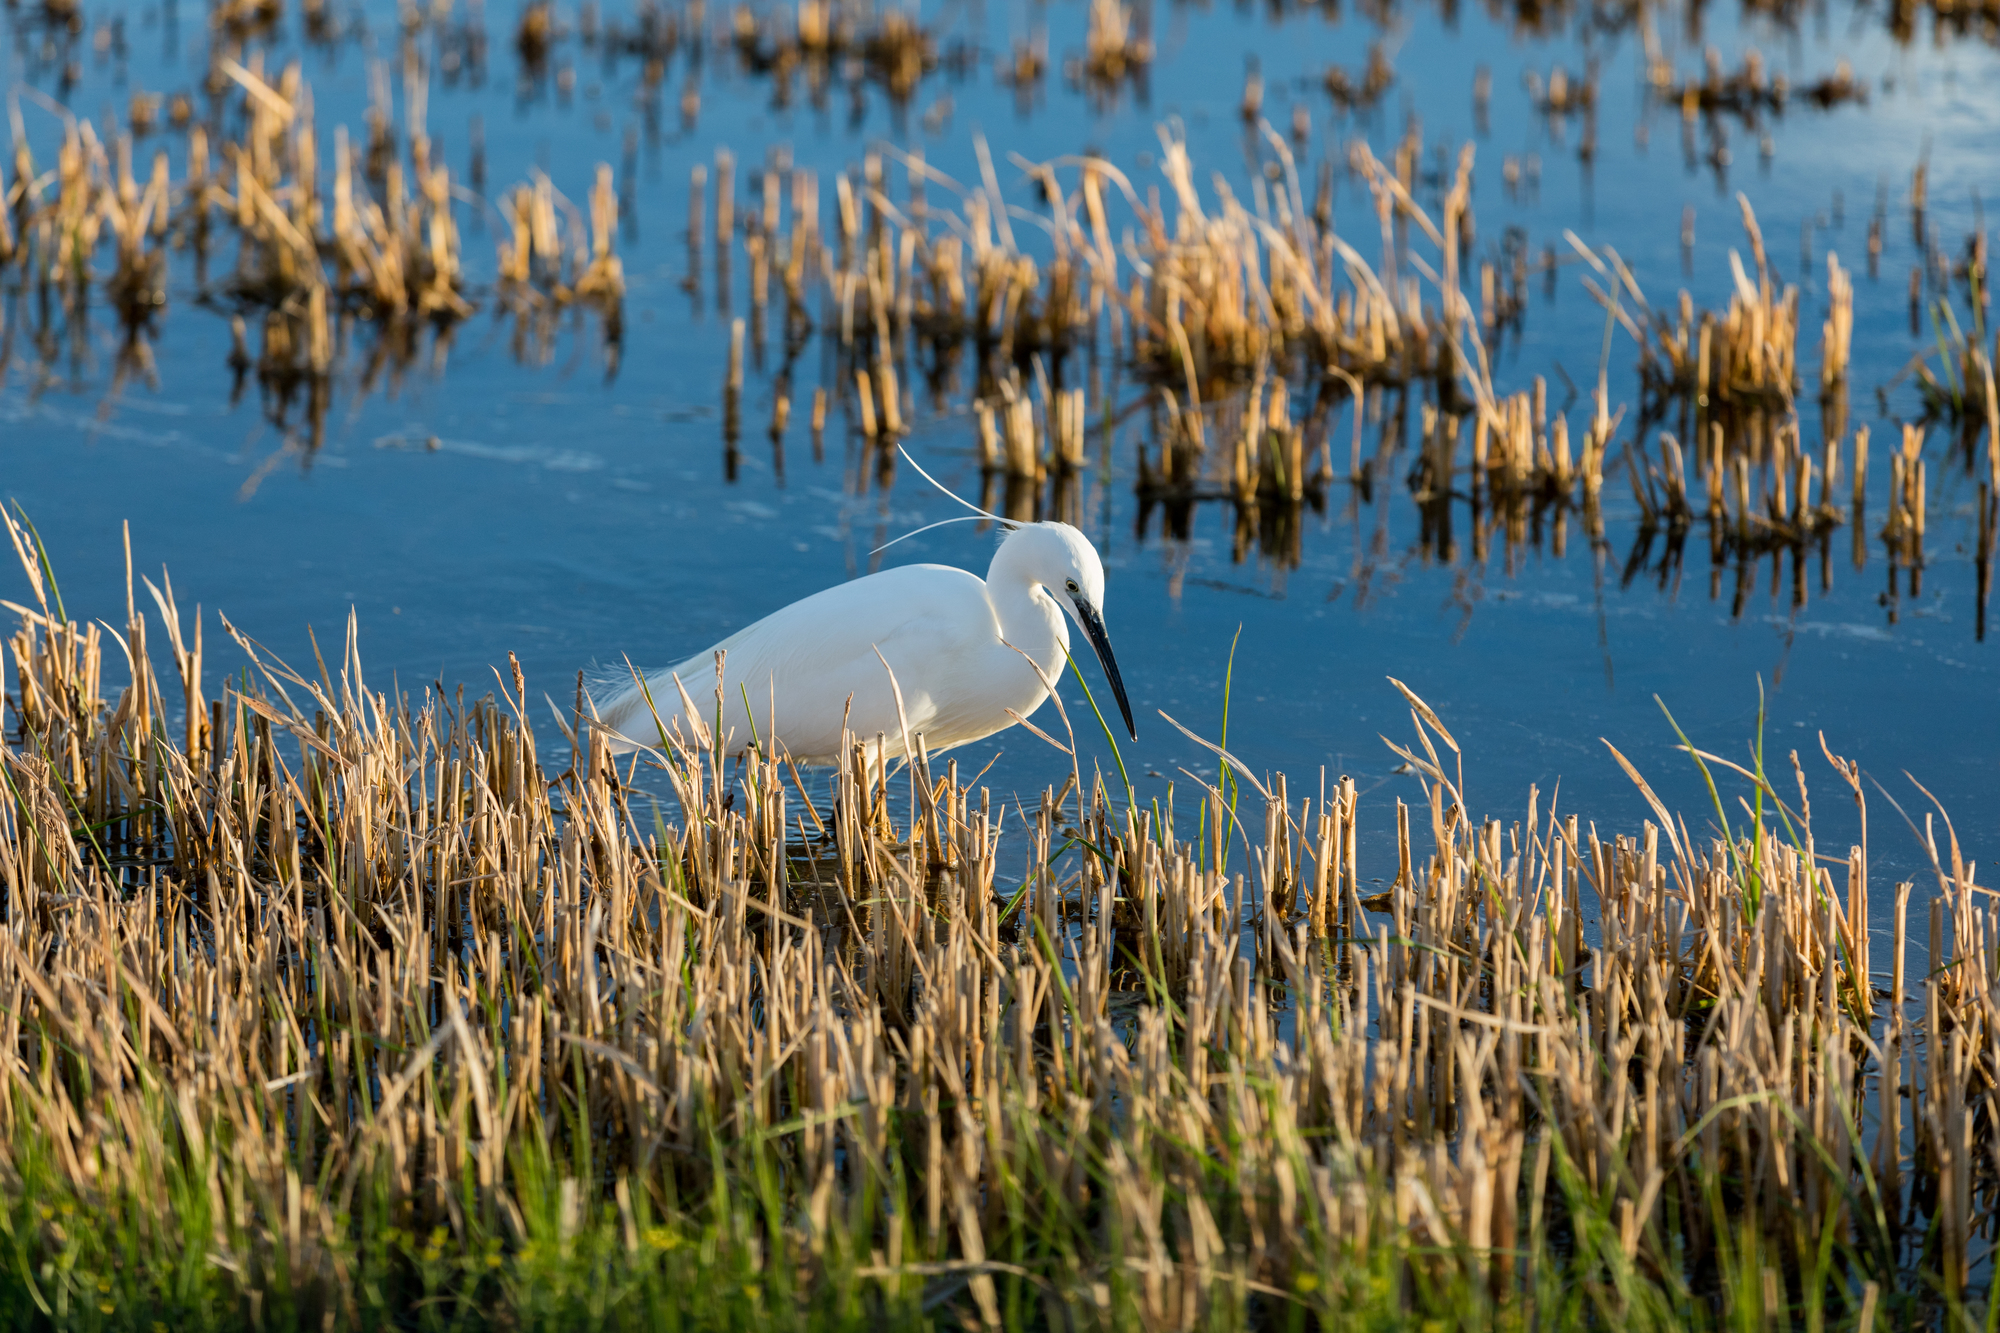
[1002, 522, 1135, 741]
[1007, 521, 1107, 614]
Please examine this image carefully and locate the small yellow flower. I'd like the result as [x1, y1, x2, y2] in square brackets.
[99, 1303, 115, 1315]
[485, 1254, 504, 1270]
[641, 1227, 679, 1252]
[1294, 1273, 1320, 1294]
[97, 1277, 113, 1293]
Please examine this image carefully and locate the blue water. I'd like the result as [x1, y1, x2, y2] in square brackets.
[4, 0, 1996, 896]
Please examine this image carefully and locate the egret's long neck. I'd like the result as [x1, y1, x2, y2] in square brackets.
[985, 539, 1069, 675]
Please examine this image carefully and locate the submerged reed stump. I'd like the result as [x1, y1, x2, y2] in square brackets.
[0, 516, 1994, 1329]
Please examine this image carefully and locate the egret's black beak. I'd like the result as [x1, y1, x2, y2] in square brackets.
[1069, 595, 1138, 742]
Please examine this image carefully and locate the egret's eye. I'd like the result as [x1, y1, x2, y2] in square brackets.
[1065, 579, 1080, 594]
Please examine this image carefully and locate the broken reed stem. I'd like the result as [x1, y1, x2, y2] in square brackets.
[715, 147, 736, 245]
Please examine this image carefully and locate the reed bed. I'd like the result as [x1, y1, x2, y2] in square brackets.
[494, 163, 628, 370]
[1322, 44, 1395, 114]
[0, 0, 1972, 174]
[0, 515, 1996, 1330]
[1638, 196, 1799, 423]
[1651, 48, 1798, 122]
[1525, 63, 1598, 158]
[0, 41, 625, 448]
[459, 0, 2000, 122]
[5, 0, 1998, 656]
[729, 0, 938, 109]
[1079, 0, 1151, 97]
[698, 115, 1484, 546]
[5, 28, 1983, 621]
[685, 109, 1997, 619]
[1901, 226, 2000, 484]
[1639, 45, 1861, 184]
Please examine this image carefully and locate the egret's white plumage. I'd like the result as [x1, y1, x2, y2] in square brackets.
[589, 521, 1136, 765]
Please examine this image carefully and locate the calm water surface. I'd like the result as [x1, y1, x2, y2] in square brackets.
[5, 0, 1997, 889]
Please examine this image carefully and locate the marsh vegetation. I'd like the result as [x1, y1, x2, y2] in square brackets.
[6, 0, 2000, 1323]
[1, 513, 1997, 1328]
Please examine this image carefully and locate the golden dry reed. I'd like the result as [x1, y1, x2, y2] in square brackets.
[0, 512, 1994, 1328]
[0, 49, 625, 431]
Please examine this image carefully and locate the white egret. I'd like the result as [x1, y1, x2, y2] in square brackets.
[589, 511, 1135, 767]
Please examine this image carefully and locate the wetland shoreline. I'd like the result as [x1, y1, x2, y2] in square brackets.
[0, 517, 1992, 1329]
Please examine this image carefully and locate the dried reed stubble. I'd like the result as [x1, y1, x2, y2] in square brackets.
[1083, 0, 1151, 84]
[0, 516, 1990, 1326]
[1, 52, 622, 405]
[1641, 194, 1801, 423]
[729, 0, 937, 108]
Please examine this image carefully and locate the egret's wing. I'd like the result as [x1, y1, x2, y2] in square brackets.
[705, 564, 993, 761]
[594, 565, 996, 762]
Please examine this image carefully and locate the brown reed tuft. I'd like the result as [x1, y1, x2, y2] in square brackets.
[1323, 43, 1394, 112]
[1078, 0, 1150, 97]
